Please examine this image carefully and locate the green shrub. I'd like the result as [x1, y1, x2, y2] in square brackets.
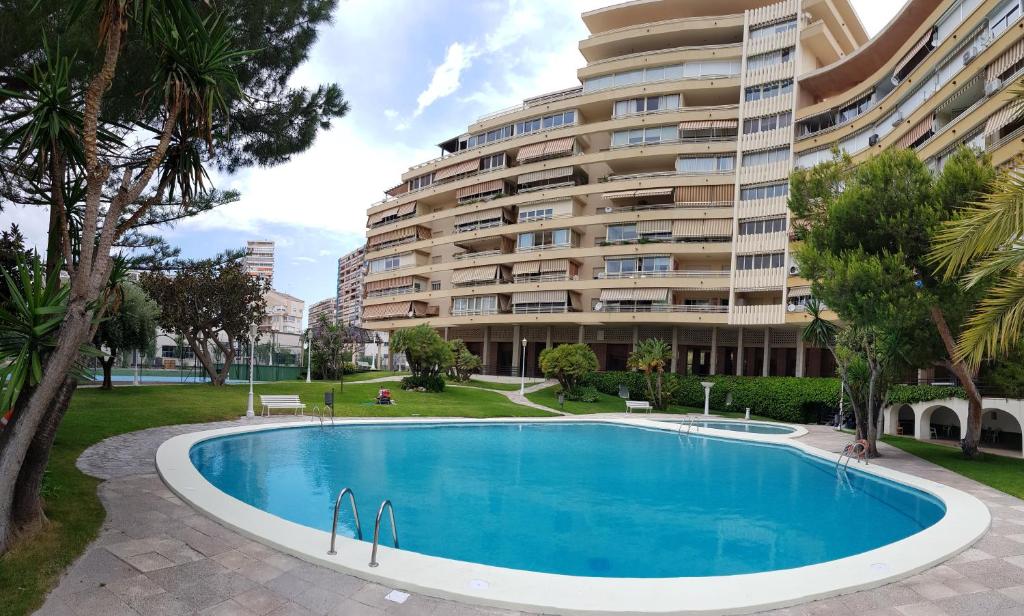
[582, 371, 647, 399]
[401, 375, 445, 392]
[539, 344, 598, 391]
[888, 384, 965, 404]
[562, 385, 600, 402]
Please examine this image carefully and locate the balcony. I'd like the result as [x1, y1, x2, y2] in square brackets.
[730, 303, 785, 325]
[595, 270, 728, 280]
[595, 303, 729, 314]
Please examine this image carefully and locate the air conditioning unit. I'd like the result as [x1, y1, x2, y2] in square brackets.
[890, 113, 904, 128]
[603, 206, 613, 213]
[985, 79, 1002, 97]
[962, 47, 977, 65]
[788, 258, 800, 276]
[868, 133, 879, 147]
[787, 303, 797, 312]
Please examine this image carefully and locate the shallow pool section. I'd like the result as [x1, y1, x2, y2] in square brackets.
[663, 418, 798, 435]
[189, 422, 942, 578]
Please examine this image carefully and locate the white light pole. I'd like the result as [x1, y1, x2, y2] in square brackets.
[246, 324, 257, 417]
[700, 381, 715, 416]
[519, 337, 528, 395]
[305, 329, 312, 384]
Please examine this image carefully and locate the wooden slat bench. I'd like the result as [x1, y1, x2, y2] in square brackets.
[625, 400, 652, 413]
[259, 394, 306, 417]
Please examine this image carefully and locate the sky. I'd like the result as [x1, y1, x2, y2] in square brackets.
[3, 0, 906, 318]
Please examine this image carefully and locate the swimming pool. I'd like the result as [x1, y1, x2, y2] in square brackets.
[159, 418, 990, 613]
[661, 418, 798, 435]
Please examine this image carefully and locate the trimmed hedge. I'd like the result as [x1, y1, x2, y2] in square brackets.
[888, 384, 966, 405]
[401, 375, 445, 392]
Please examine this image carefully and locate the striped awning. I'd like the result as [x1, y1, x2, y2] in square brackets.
[539, 258, 570, 273]
[673, 218, 732, 237]
[433, 158, 480, 181]
[384, 183, 408, 198]
[450, 265, 499, 285]
[788, 285, 812, 298]
[599, 288, 669, 302]
[637, 220, 671, 234]
[675, 185, 734, 204]
[892, 117, 933, 149]
[364, 276, 413, 293]
[511, 290, 567, 304]
[602, 187, 674, 199]
[679, 119, 738, 131]
[517, 166, 573, 185]
[457, 179, 505, 200]
[989, 36, 1024, 82]
[516, 137, 576, 164]
[454, 207, 504, 226]
[892, 28, 934, 82]
[512, 261, 541, 275]
[985, 103, 1019, 138]
[367, 201, 416, 226]
[367, 225, 428, 248]
[363, 301, 418, 320]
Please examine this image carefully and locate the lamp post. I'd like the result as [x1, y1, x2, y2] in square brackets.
[374, 333, 383, 371]
[305, 329, 312, 384]
[519, 337, 528, 395]
[132, 349, 140, 386]
[700, 381, 715, 416]
[246, 323, 257, 417]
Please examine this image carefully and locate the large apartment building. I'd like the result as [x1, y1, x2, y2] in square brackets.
[361, 0, 1024, 377]
[336, 246, 366, 326]
[308, 297, 337, 330]
[245, 240, 275, 281]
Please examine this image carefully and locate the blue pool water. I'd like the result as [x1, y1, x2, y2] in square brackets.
[663, 419, 797, 434]
[189, 423, 944, 578]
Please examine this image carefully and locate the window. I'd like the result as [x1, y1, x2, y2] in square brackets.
[991, 0, 1021, 36]
[458, 124, 515, 150]
[605, 258, 638, 274]
[518, 207, 554, 222]
[610, 125, 679, 147]
[369, 255, 402, 273]
[515, 110, 576, 135]
[740, 183, 789, 201]
[453, 296, 498, 314]
[736, 252, 786, 270]
[161, 345, 176, 358]
[744, 79, 793, 102]
[518, 229, 571, 249]
[480, 153, 506, 171]
[741, 147, 789, 167]
[612, 95, 681, 117]
[408, 173, 433, 191]
[582, 61, 740, 92]
[746, 47, 794, 71]
[743, 112, 792, 134]
[641, 256, 671, 272]
[738, 217, 787, 235]
[675, 155, 734, 173]
[749, 19, 797, 40]
[606, 224, 638, 242]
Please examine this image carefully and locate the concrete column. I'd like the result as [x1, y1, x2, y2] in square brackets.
[632, 325, 639, 351]
[709, 327, 718, 376]
[670, 326, 679, 374]
[545, 326, 552, 350]
[443, 327, 449, 341]
[511, 324, 521, 371]
[482, 326, 490, 374]
[762, 327, 771, 377]
[387, 330, 394, 370]
[578, 325, 585, 344]
[736, 327, 744, 376]
[917, 368, 928, 385]
[795, 334, 805, 378]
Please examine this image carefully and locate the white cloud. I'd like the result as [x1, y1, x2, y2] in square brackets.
[413, 41, 479, 117]
[318, 249, 333, 256]
[293, 256, 316, 263]
[383, 109, 398, 118]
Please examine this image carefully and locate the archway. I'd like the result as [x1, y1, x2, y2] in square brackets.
[980, 408, 1024, 455]
[896, 405, 915, 437]
[922, 405, 961, 443]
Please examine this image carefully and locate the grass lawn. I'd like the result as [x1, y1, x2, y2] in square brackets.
[882, 435, 1024, 499]
[0, 379, 548, 616]
[525, 385, 702, 415]
[449, 378, 527, 391]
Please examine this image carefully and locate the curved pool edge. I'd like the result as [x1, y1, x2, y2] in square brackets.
[655, 417, 808, 437]
[155, 417, 990, 615]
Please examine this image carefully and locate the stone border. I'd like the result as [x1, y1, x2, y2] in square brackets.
[652, 416, 807, 437]
[156, 417, 990, 615]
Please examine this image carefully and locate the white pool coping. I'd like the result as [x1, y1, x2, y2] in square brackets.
[653, 417, 808, 437]
[156, 417, 990, 615]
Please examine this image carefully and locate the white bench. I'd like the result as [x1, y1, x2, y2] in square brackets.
[259, 394, 306, 417]
[625, 400, 652, 413]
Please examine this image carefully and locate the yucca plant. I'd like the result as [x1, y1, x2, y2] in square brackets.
[628, 338, 672, 410]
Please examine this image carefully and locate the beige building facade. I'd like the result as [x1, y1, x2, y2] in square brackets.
[244, 240, 275, 281]
[361, 0, 1024, 377]
[307, 297, 337, 330]
[336, 246, 366, 326]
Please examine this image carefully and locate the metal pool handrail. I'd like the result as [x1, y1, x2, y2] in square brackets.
[328, 488, 362, 555]
[369, 500, 400, 568]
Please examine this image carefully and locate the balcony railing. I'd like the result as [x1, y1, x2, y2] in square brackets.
[453, 219, 513, 234]
[511, 305, 576, 314]
[450, 308, 504, 316]
[609, 134, 736, 150]
[364, 286, 421, 299]
[476, 86, 584, 123]
[596, 303, 729, 313]
[513, 272, 573, 283]
[615, 201, 733, 212]
[453, 249, 506, 260]
[595, 270, 728, 279]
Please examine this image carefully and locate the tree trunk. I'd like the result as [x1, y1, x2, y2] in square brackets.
[928, 306, 984, 458]
[11, 377, 77, 534]
[100, 354, 116, 390]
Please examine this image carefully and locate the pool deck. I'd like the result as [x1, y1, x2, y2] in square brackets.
[35, 417, 1024, 616]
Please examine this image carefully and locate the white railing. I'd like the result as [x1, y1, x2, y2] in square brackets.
[609, 135, 736, 150]
[611, 103, 738, 120]
[587, 43, 741, 67]
[453, 219, 512, 234]
[453, 249, 505, 260]
[451, 308, 503, 316]
[596, 270, 728, 279]
[596, 304, 729, 314]
[365, 286, 420, 299]
[515, 243, 575, 253]
[476, 86, 583, 123]
[512, 305, 574, 314]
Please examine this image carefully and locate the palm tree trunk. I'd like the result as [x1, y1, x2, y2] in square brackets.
[928, 306, 984, 458]
[100, 355, 115, 389]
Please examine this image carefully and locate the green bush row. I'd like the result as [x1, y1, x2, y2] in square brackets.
[401, 375, 445, 392]
[888, 384, 966, 404]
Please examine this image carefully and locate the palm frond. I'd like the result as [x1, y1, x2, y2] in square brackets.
[956, 272, 1024, 365]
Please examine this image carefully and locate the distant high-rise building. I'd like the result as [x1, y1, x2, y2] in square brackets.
[308, 297, 337, 330]
[336, 246, 365, 326]
[245, 240, 275, 281]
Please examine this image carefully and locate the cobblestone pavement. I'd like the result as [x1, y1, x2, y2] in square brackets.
[35, 416, 1024, 616]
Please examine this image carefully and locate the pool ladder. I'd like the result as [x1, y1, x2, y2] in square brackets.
[677, 416, 699, 439]
[327, 488, 400, 567]
[313, 404, 335, 427]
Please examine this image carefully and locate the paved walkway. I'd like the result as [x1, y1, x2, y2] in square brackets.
[36, 416, 1024, 616]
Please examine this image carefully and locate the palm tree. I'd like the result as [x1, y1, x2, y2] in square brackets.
[627, 339, 671, 410]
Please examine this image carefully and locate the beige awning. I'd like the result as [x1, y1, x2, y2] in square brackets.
[637, 220, 671, 234]
[363, 301, 413, 320]
[989, 36, 1024, 82]
[457, 179, 505, 200]
[985, 103, 1019, 138]
[512, 261, 541, 276]
[451, 265, 499, 285]
[517, 166, 573, 185]
[679, 119, 738, 131]
[892, 29, 934, 82]
[364, 276, 413, 293]
[454, 207, 504, 226]
[892, 117, 933, 150]
[788, 285, 812, 297]
[539, 258, 569, 273]
[511, 290, 567, 304]
[516, 137, 576, 164]
[675, 184, 733, 204]
[672, 218, 732, 237]
[599, 288, 669, 302]
[367, 226, 428, 249]
[602, 187, 674, 199]
[433, 158, 480, 181]
[367, 201, 417, 226]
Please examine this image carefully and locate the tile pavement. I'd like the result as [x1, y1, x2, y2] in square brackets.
[34, 416, 1024, 615]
